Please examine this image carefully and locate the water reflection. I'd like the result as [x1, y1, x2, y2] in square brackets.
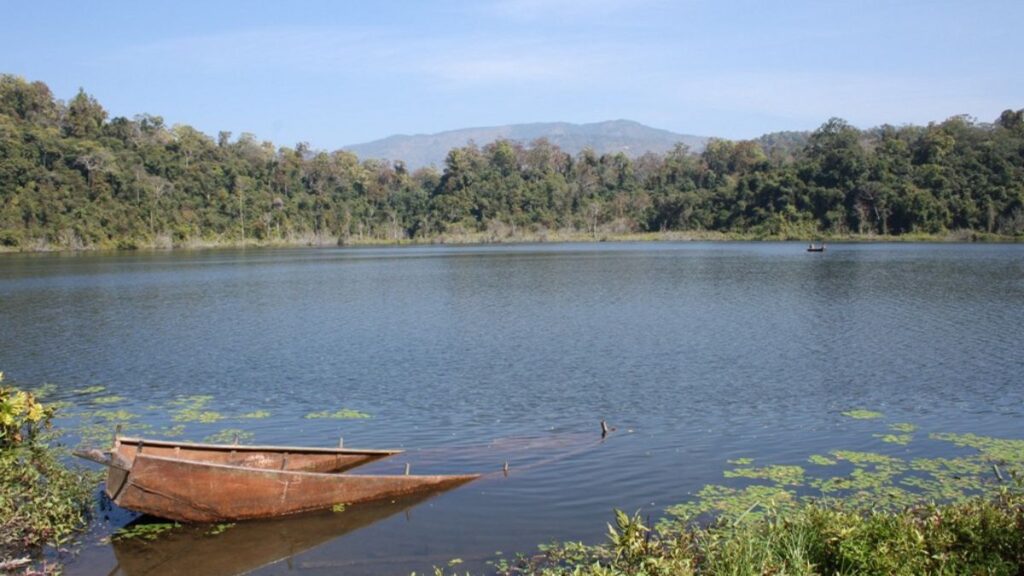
[110, 492, 437, 576]
[3, 243, 1022, 574]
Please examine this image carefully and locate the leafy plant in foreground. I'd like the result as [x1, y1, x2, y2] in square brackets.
[0, 372, 98, 559]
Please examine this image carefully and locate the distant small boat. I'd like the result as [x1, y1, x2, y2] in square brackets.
[807, 243, 826, 252]
[76, 436, 479, 523]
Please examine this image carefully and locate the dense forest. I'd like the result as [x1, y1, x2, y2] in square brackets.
[1, 74, 1022, 249]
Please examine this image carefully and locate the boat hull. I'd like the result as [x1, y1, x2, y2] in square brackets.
[111, 454, 479, 522]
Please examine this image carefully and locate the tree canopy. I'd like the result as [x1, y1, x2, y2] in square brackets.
[1, 75, 1022, 249]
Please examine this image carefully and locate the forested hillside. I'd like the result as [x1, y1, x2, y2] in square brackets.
[1, 75, 1022, 250]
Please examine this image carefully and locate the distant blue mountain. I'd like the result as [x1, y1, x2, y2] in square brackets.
[343, 119, 710, 169]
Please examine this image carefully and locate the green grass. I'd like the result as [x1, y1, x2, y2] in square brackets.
[545, 493, 1016, 575]
[481, 488, 1024, 576]
[452, 413, 1024, 576]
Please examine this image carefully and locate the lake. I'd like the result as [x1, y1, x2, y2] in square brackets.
[1, 242, 1022, 575]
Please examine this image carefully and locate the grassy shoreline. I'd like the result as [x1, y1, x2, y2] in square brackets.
[462, 417, 1024, 575]
[7, 377, 1024, 575]
[1, 229, 1021, 254]
[483, 493, 1024, 575]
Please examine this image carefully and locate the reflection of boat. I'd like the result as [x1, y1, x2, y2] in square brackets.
[807, 242, 826, 252]
[111, 492, 437, 576]
[76, 436, 479, 523]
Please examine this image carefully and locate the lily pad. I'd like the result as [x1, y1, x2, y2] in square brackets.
[841, 409, 884, 420]
[304, 409, 370, 420]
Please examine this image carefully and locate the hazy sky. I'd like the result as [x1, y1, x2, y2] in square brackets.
[4, 0, 1021, 149]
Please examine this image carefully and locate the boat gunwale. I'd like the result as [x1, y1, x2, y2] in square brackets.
[115, 436, 402, 456]
[130, 452, 481, 481]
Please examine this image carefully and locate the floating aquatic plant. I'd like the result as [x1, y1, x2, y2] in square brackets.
[241, 410, 270, 419]
[664, 483, 798, 524]
[29, 383, 56, 398]
[170, 395, 224, 423]
[841, 409, 884, 420]
[662, 414, 1024, 539]
[485, 413, 1024, 576]
[89, 409, 138, 422]
[830, 450, 902, 466]
[91, 395, 124, 405]
[155, 424, 186, 438]
[724, 464, 805, 486]
[112, 522, 180, 541]
[73, 409, 151, 446]
[203, 429, 253, 444]
[72, 385, 105, 395]
[931, 432, 1024, 463]
[304, 409, 370, 420]
[46, 400, 73, 411]
[808, 454, 836, 466]
[205, 523, 235, 536]
[182, 410, 224, 423]
[875, 433, 913, 445]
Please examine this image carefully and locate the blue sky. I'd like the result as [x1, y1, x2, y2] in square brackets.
[4, 0, 1021, 149]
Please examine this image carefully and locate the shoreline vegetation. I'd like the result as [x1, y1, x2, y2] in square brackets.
[2, 373, 1023, 574]
[2, 75, 1023, 253]
[1, 229, 1021, 255]
[0, 372, 97, 575]
[473, 494, 1024, 575]
[454, 417, 1024, 576]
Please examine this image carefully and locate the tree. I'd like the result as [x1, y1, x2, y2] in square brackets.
[3, 75, 1022, 249]
[142, 174, 172, 237]
[64, 89, 107, 138]
[0, 76, 59, 124]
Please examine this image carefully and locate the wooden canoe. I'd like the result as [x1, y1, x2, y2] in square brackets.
[77, 437, 479, 523]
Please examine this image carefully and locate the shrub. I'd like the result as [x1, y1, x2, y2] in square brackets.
[0, 372, 98, 557]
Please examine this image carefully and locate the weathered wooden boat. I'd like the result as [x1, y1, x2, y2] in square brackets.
[75, 436, 480, 523]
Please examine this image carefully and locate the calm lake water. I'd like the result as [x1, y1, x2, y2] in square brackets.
[1, 242, 1022, 575]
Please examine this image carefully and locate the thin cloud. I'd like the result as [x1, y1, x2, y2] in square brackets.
[110, 27, 396, 75]
[672, 71, 1011, 128]
[419, 40, 631, 85]
[487, 0, 660, 20]
[114, 25, 639, 88]
[425, 55, 577, 83]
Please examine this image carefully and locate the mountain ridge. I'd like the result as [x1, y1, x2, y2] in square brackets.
[343, 119, 710, 169]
